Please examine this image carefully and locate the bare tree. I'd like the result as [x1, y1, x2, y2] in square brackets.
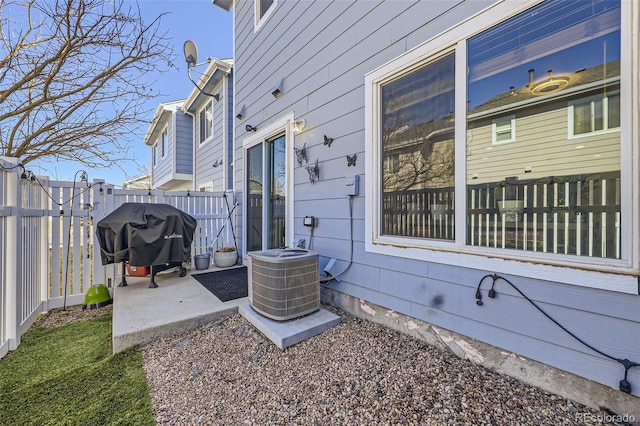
[0, 0, 174, 168]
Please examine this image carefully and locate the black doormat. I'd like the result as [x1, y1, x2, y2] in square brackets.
[193, 266, 248, 302]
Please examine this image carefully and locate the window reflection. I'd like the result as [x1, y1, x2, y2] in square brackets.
[247, 144, 263, 252]
[466, 0, 621, 258]
[380, 53, 455, 240]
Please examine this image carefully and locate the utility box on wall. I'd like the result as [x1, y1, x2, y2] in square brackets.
[345, 175, 359, 196]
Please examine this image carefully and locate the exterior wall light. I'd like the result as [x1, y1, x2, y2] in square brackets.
[293, 119, 306, 134]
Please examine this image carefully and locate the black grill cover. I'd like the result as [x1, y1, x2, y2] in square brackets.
[96, 203, 197, 267]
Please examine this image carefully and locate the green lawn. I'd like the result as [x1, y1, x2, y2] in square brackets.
[0, 314, 155, 426]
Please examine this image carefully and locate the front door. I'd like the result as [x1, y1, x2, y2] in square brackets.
[246, 133, 287, 251]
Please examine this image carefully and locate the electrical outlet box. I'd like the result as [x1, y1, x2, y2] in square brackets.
[303, 216, 315, 227]
[345, 175, 359, 196]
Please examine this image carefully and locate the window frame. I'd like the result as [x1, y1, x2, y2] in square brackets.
[568, 91, 621, 139]
[254, 0, 277, 33]
[491, 115, 516, 145]
[160, 126, 168, 158]
[364, 0, 637, 294]
[198, 100, 214, 146]
[241, 112, 296, 255]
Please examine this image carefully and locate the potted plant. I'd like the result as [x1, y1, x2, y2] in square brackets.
[214, 246, 237, 268]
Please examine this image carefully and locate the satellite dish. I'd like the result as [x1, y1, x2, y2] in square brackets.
[183, 40, 198, 68]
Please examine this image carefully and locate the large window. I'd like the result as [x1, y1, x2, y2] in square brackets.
[198, 100, 213, 144]
[466, 0, 620, 259]
[366, 0, 634, 286]
[380, 53, 455, 241]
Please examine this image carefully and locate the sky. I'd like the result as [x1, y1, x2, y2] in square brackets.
[30, 0, 233, 186]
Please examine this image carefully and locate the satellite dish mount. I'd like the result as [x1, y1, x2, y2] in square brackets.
[183, 40, 219, 100]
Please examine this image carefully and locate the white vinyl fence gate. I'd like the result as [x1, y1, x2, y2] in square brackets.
[0, 157, 236, 358]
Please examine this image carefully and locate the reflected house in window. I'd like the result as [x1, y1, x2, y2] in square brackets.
[467, 61, 621, 185]
[466, 60, 621, 256]
[380, 54, 456, 240]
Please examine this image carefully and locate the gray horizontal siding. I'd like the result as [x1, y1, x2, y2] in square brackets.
[195, 75, 232, 192]
[152, 118, 173, 187]
[234, 0, 640, 398]
[175, 112, 193, 175]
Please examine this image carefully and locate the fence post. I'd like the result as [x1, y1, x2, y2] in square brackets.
[4, 158, 22, 350]
[155, 188, 165, 204]
[38, 176, 50, 311]
[101, 182, 118, 289]
[91, 180, 108, 289]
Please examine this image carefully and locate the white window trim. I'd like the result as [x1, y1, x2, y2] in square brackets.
[241, 112, 295, 257]
[160, 126, 168, 158]
[198, 100, 214, 146]
[254, 0, 277, 33]
[364, 0, 638, 294]
[491, 115, 516, 145]
[222, 75, 230, 191]
[567, 92, 621, 140]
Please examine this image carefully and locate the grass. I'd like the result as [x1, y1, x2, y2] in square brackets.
[0, 314, 155, 426]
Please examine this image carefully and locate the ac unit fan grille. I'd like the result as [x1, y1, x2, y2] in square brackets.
[249, 252, 319, 321]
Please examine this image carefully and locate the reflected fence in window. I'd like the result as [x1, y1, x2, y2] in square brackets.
[382, 188, 455, 241]
[467, 171, 621, 258]
[381, 171, 621, 259]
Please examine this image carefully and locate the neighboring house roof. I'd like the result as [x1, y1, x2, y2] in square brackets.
[182, 58, 233, 114]
[468, 60, 620, 119]
[143, 100, 185, 146]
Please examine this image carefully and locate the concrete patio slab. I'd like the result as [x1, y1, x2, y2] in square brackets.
[112, 266, 247, 353]
[238, 302, 340, 349]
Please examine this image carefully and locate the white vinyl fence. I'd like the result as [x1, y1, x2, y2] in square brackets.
[0, 157, 236, 358]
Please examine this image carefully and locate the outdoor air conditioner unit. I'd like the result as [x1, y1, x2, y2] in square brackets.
[247, 248, 319, 321]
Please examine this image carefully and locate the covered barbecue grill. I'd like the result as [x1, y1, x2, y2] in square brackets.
[96, 203, 197, 288]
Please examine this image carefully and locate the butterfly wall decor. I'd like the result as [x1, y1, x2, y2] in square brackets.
[306, 159, 319, 184]
[346, 154, 357, 167]
[323, 135, 333, 147]
[294, 143, 308, 166]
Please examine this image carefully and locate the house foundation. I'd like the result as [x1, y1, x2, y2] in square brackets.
[321, 287, 640, 420]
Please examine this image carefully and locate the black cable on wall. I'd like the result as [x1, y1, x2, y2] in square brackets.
[475, 273, 639, 394]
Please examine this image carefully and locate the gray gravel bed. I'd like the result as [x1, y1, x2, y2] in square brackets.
[141, 307, 612, 425]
